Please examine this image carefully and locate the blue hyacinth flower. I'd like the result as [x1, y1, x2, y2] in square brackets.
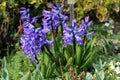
[42, 3, 68, 31]
[62, 16, 93, 47]
[20, 7, 53, 62]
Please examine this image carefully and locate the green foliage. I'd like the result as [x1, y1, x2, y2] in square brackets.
[0, 0, 120, 80]
[1, 57, 9, 80]
[92, 59, 120, 80]
[92, 24, 110, 37]
[102, 37, 115, 54]
[1, 45, 119, 80]
[75, 38, 96, 69]
[46, 26, 96, 72]
[104, 60, 120, 80]
[7, 51, 32, 80]
[112, 32, 120, 40]
[75, 0, 120, 22]
[85, 72, 93, 80]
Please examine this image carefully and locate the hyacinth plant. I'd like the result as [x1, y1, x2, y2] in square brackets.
[42, 2, 68, 38]
[63, 17, 94, 55]
[20, 7, 53, 63]
[19, 2, 96, 73]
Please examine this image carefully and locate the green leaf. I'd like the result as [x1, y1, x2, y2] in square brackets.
[75, 45, 82, 65]
[46, 63, 55, 77]
[64, 72, 71, 80]
[80, 38, 96, 68]
[20, 71, 30, 80]
[41, 63, 47, 77]
[95, 74, 101, 80]
[102, 37, 108, 54]
[48, 63, 55, 77]
[87, 0, 92, 2]
[95, 71, 104, 80]
[29, 0, 37, 4]
[85, 72, 93, 80]
[66, 57, 73, 67]
[64, 51, 69, 61]
[93, 59, 103, 71]
[1, 57, 10, 80]
[31, 63, 42, 80]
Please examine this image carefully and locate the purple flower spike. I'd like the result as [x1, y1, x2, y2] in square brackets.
[42, 3, 68, 31]
[20, 7, 30, 22]
[63, 19, 83, 46]
[20, 7, 53, 62]
[62, 17, 93, 47]
[20, 7, 39, 24]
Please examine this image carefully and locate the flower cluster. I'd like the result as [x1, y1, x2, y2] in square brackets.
[62, 16, 93, 47]
[20, 7, 53, 62]
[20, 5, 94, 62]
[103, 60, 120, 79]
[42, 3, 68, 31]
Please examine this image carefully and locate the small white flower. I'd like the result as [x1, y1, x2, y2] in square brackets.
[109, 73, 112, 76]
[115, 67, 120, 74]
[104, 23, 110, 27]
[108, 30, 113, 34]
[110, 61, 115, 70]
[116, 62, 120, 66]
[111, 26, 114, 28]
[110, 65, 115, 70]
[117, 77, 120, 79]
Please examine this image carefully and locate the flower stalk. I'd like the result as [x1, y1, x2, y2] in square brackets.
[44, 44, 53, 57]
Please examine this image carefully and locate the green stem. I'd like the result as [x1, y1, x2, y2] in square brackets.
[73, 33, 76, 56]
[45, 44, 53, 57]
[61, 24, 65, 53]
